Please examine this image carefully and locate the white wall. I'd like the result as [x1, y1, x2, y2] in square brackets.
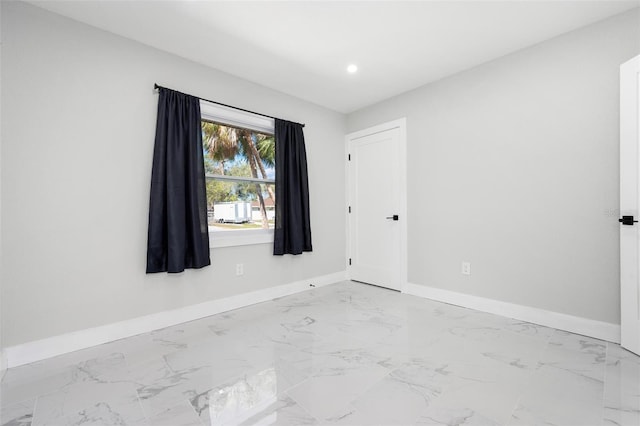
[347, 9, 640, 325]
[1, 1, 346, 347]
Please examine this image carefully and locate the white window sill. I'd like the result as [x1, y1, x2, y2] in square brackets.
[209, 228, 274, 249]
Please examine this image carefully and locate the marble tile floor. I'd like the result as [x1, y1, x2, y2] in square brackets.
[1, 281, 639, 426]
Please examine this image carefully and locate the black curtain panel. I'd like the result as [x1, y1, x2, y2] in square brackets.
[274, 119, 313, 255]
[146, 87, 210, 273]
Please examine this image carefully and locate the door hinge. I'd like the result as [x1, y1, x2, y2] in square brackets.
[348, 154, 351, 161]
[349, 258, 352, 266]
[348, 206, 351, 213]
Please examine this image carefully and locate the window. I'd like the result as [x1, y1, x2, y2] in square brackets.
[200, 101, 275, 248]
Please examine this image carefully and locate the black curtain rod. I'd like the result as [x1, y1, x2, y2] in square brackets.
[154, 84, 305, 128]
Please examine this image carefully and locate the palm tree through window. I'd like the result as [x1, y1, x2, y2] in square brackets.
[202, 120, 275, 232]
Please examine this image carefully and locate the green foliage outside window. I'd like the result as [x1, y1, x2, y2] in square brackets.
[202, 121, 275, 229]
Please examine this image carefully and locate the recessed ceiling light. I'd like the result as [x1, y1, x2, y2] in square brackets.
[347, 64, 358, 73]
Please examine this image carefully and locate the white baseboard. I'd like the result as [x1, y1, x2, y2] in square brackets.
[6, 271, 347, 368]
[403, 282, 621, 343]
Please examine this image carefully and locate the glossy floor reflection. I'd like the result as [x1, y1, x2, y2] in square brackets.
[1, 281, 639, 425]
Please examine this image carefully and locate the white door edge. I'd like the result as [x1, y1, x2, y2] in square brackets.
[620, 54, 640, 355]
[345, 118, 408, 292]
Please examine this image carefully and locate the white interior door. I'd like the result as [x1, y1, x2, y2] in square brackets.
[620, 54, 640, 356]
[348, 121, 406, 291]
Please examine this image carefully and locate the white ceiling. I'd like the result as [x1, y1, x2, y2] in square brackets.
[28, 0, 640, 113]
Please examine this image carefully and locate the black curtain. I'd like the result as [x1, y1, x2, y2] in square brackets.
[146, 88, 210, 273]
[274, 119, 312, 255]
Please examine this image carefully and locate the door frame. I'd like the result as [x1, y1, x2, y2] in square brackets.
[345, 118, 408, 291]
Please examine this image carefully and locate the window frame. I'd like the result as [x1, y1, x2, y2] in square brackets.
[200, 100, 275, 249]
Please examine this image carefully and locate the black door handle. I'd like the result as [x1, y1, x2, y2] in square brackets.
[619, 215, 638, 225]
[386, 215, 399, 221]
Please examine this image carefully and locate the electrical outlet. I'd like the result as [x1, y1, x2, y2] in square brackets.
[236, 263, 244, 276]
[461, 262, 471, 276]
